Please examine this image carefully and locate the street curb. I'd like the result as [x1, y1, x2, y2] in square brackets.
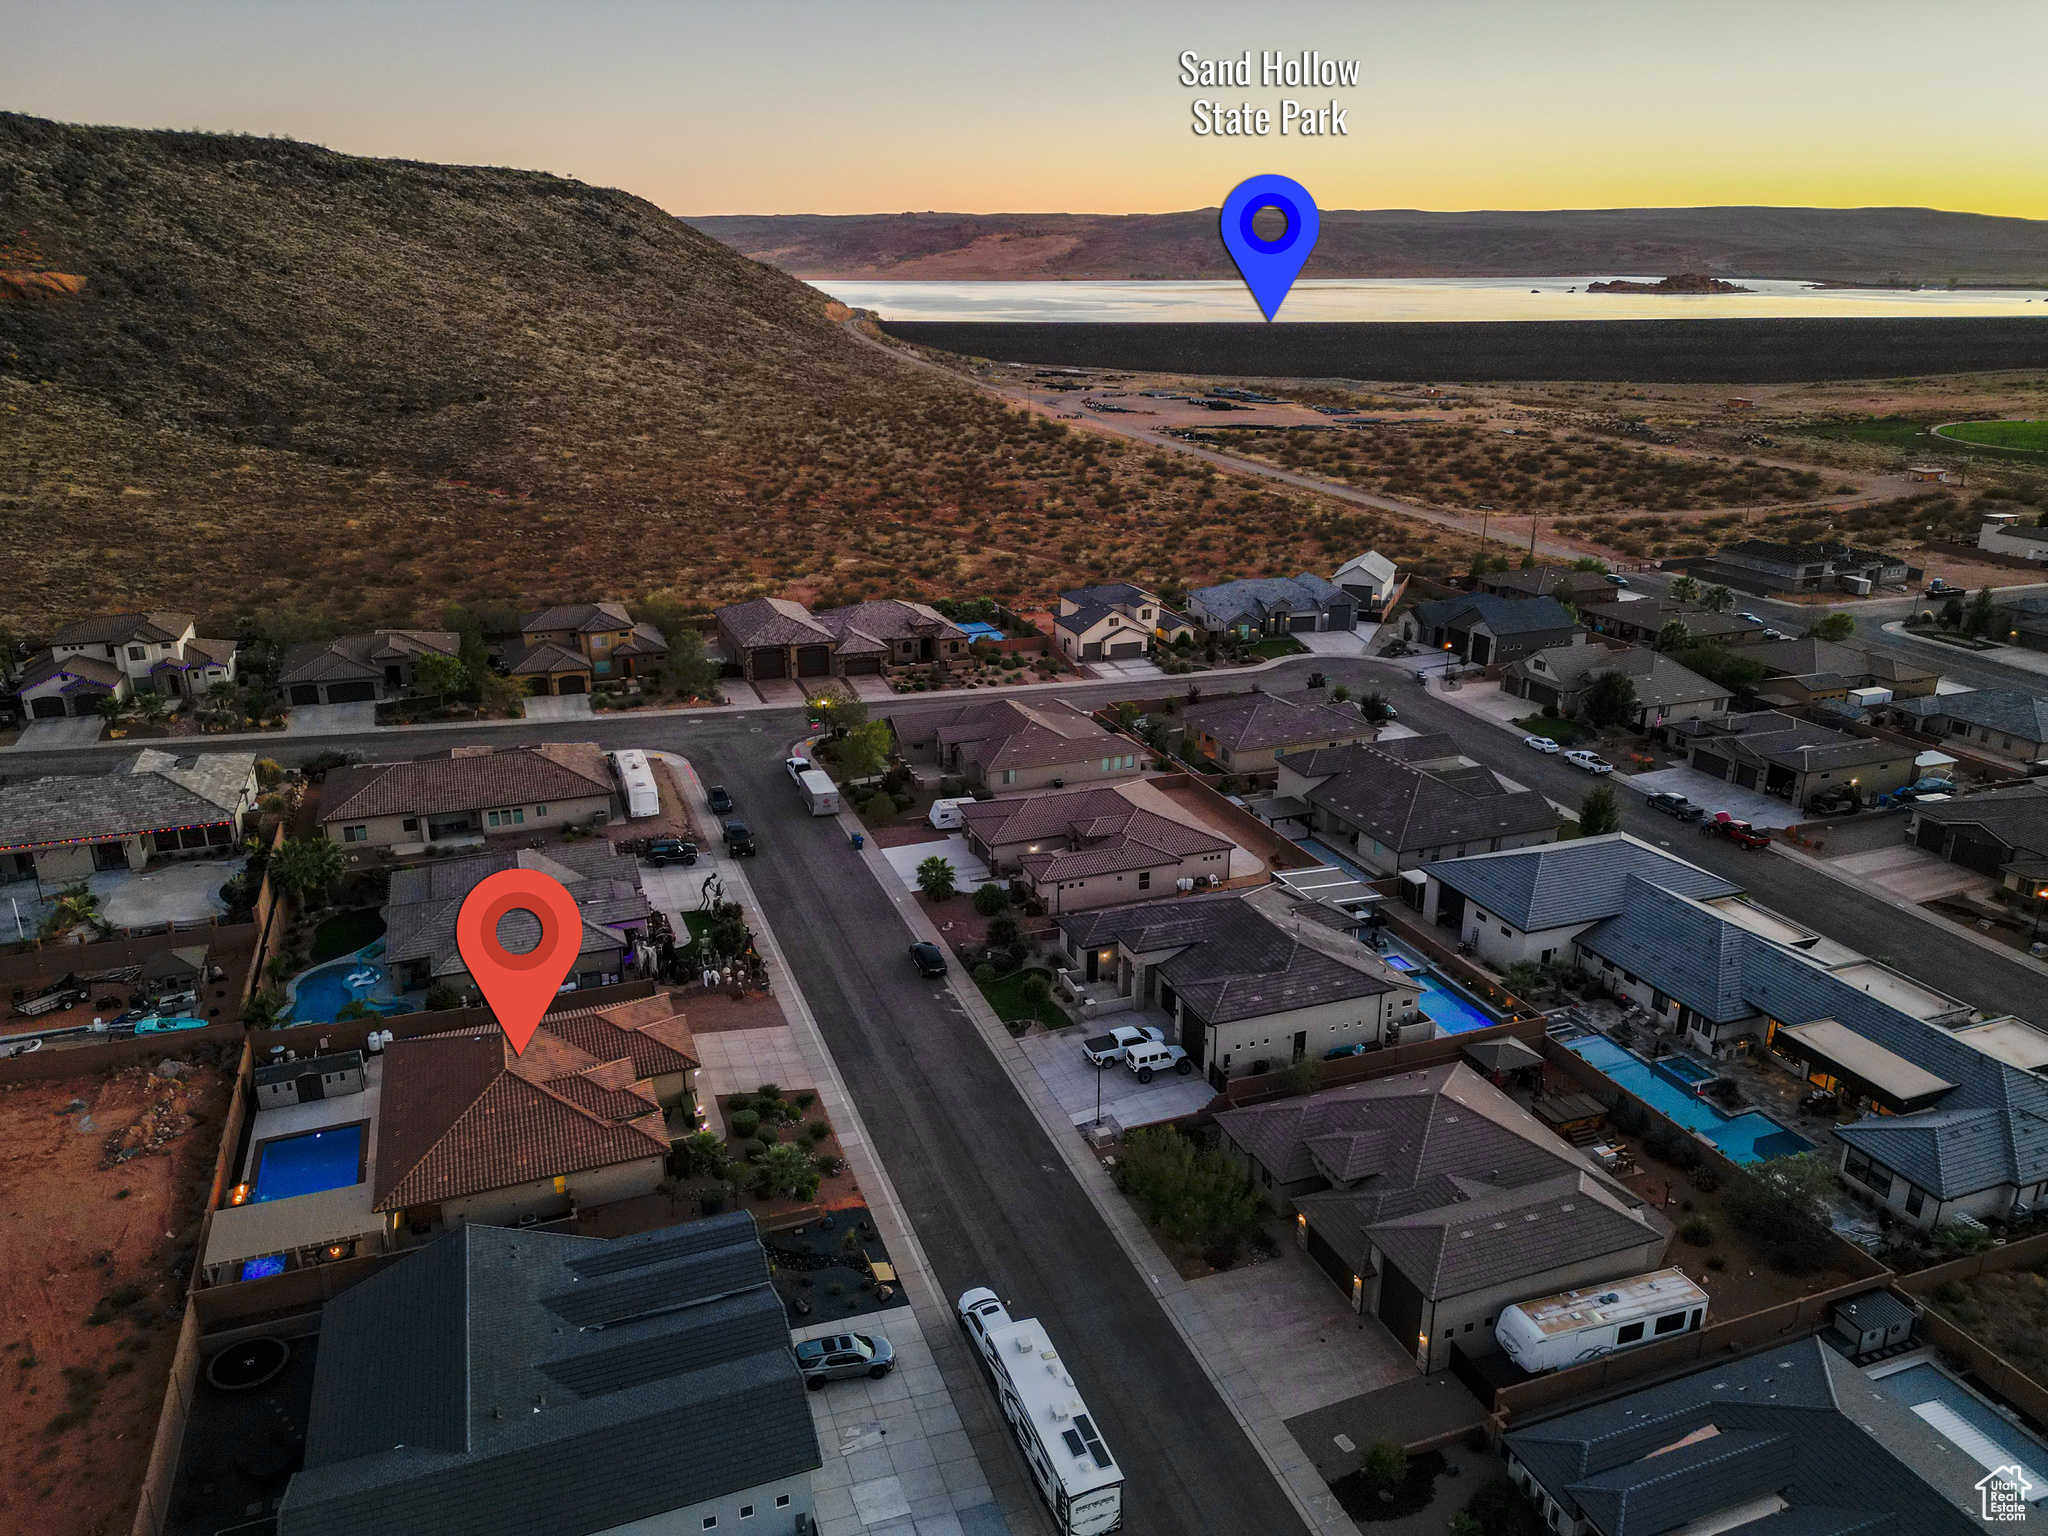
[648, 750, 1031, 1535]
[841, 811, 1354, 1536]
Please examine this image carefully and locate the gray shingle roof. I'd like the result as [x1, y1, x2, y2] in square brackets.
[1280, 741, 1562, 854]
[1909, 786, 2048, 861]
[1424, 835, 1742, 933]
[384, 846, 645, 978]
[1574, 877, 1757, 1024]
[1909, 690, 2048, 745]
[281, 1214, 819, 1536]
[0, 750, 252, 851]
[1414, 592, 1578, 637]
[320, 744, 612, 823]
[1363, 1170, 1659, 1299]
[1182, 688, 1371, 754]
[917, 697, 1125, 772]
[1190, 573, 1346, 627]
[1834, 1289, 1915, 1334]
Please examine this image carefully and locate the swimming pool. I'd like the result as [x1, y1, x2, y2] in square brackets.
[286, 952, 412, 1024]
[251, 1123, 365, 1202]
[1377, 936, 1501, 1036]
[1873, 1361, 2048, 1498]
[1567, 1034, 1814, 1165]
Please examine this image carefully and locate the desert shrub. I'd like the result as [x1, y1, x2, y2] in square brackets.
[1680, 1217, 1715, 1246]
[972, 962, 998, 984]
[756, 1122, 779, 1147]
[807, 1120, 832, 1143]
[972, 883, 1009, 917]
[730, 1109, 761, 1140]
[1359, 1440, 1407, 1493]
[986, 913, 1021, 948]
[793, 1092, 815, 1111]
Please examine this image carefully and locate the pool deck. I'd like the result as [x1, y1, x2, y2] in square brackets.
[240, 1054, 384, 1188]
[1566, 1033, 1813, 1165]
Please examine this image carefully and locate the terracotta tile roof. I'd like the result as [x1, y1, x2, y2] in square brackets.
[544, 1064, 663, 1122]
[52, 611, 192, 646]
[16, 653, 124, 694]
[506, 640, 593, 676]
[921, 698, 1125, 772]
[716, 597, 835, 648]
[542, 993, 700, 1078]
[520, 601, 634, 634]
[319, 743, 612, 823]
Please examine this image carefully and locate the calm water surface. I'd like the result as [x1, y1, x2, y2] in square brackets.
[813, 276, 2048, 324]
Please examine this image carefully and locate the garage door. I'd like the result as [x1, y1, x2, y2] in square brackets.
[31, 696, 66, 719]
[1288, 614, 1318, 632]
[752, 648, 786, 680]
[1692, 751, 1732, 782]
[1083, 641, 1103, 660]
[289, 684, 323, 706]
[796, 646, 832, 677]
[324, 680, 377, 704]
[558, 675, 586, 694]
[842, 656, 881, 675]
[1734, 765, 1760, 791]
[1326, 605, 1354, 630]
[1915, 819, 1948, 854]
[1108, 639, 1144, 658]
[1949, 827, 2010, 876]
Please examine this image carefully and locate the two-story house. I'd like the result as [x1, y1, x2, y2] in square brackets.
[22, 612, 238, 716]
[277, 629, 462, 705]
[1053, 582, 1195, 660]
[512, 601, 670, 690]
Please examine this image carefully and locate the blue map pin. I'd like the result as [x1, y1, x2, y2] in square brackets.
[1221, 174, 1320, 321]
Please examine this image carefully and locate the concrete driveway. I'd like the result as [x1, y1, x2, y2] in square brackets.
[1623, 766, 1800, 828]
[1829, 843, 1995, 904]
[523, 694, 593, 721]
[1296, 625, 1381, 658]
[1018, 1020, 1214, 1129]
[2, 860, 233, 933]
[285, 701, 378, 736]
[880, 835, 991, 893]
[8, 717, 104, 751]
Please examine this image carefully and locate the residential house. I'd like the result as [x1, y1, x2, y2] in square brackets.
[1579, 599, 1766, 649]
[1880, 691, 2048, 766]
[1995, 593, 2048, 652]
[1906, 786, 2048, 901]
[1692, 539, 1909, 596]
[14, 651, 131, 719]
[1331, 551, 1400, 615]
[1678, 711, 1918, 808]
[1053, 581, 1194, 660]
[318, 743, 616, 849]
[1180, 687, 1374, 774]
[382, 845, 652, 995]
[44, 611, 239, 706]
[0, 749, 257, 883]
[1416, 834, 1743, 972]
[1276, 736, 1563, 876]
[1475, 566, 1616, 607]
[1978, 513, 2048, 562]
[897, 697, 1142, 791]
[1188, 573, 1357, 636]
[277, 629, 462, 705]
[507, 640, 595, 696]
[1747, 636, 1940, 707]
[1502, 643, 1732, 733]
[277, 1213, 820, 1536]
[715, 596, 968, 681]
[514, 601, 670, 681]
[1501, 1338, 1984, 1536]
[1055, 884, 1423, 1087]
[1401, 593, 1580, 666]
[1218, 1064, 1667, 1370]
[959, 785, 1233, 912]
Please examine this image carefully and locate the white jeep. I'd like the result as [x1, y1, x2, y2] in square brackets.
[1124, 1040, 1192, 1083]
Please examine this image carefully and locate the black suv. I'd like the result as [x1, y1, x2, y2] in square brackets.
[723, 819, 756, 856]
[908, 942, 947, 978]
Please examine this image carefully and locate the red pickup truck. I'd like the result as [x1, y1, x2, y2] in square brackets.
[1702, 813, 1771, 849]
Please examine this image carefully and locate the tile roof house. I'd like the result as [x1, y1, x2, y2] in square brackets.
[715, 596, 967, 681]
[1503, 643, 1732, 733]
[1180, 687, 1375, 773]
[1501, 1337, 1983, 1536]
[1055, 884, 1424, 1085]
[1218, 1064, 1666, 1371]
[506, 640, 595, 697]
[382, 844, 652, 992]
[1276, 737, 1563, 875]
[0, 749, 257, 883]
[278, 1213, 820, 1536]
[1401, 593, 1581, 666]
[1053, 581, 1195, 660]
[1906, 785, 2048, 894]
[25, 611, 238, 716]
[1678, 711, 1918, 809]
[1579, 599, 1768, 649]
[1189, 573, 1357, 636]
[277, 630, 462, 706]
[897, 697, 1142, 791]
[1881, 691, 2048, 766]
[959, 785, 1233, 912]
[371, 994, 698, 1231]
[319, 743, 616, 850]
[515, 601, 669, 683]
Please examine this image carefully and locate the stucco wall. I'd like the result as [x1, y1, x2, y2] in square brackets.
[438, 1154, 665, 1229]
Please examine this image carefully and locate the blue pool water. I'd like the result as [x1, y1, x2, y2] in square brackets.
[1874, 1363, 2048, 1496]
[252, 1124, 365, 1202]
[1567, 1035, 1814, 1165]
[287, 954, 411, 1024]
[1377, 937, 1500, 1035]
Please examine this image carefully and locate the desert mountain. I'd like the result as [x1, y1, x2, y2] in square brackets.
[685, 206, 2048, 285]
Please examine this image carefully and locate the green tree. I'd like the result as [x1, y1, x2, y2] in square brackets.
[1580, 783, 1623, 837]
[1280, 1054, 1324, 1097]
[677, 1128, 731, 1180]
[95, 692, 128, 723]
[1502, 960, 1549, 999]
[972, 882, 1009, 917]
[1654, 619, 1692, 652]
[1569, 556, 1609, 573]
[1700, 584, 1736, 613]
[1722, 1152, 1837, 1273]
[1116, 700, 1142, 728]
[254, 758, 287, 788]
[1939, 593, 1965, 629]
[1359, 1441, 1409, 1494]
[814, 684, 868, 735]
[411, 651, 472, 698]
[750, 1142, 821, 1200]
[138, 691, 173, 726]
[916, 855, 958, 902]
[1582, 671, 1639, 729]
[1116, 1127, 1266, 1251]
[1676, 642, 1765, 696]
[652, 625, 722, 699]
[269, 837, 346, 904]
[1804, 612, 1856, 643]
[1667, 574, 1702, 604]
[335, 999, 377, 1022]
[838, 719, 893, 783]
[1964, 586, 1998, 639]
[241, 990, 286, 1028]
[477, 670, 526, 718]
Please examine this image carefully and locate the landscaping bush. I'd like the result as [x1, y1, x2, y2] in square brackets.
[1723, 1153, 1837, 1275]
[1019, 974, 1051, 1007]
[986, 913, 1021, 948]
[972, 962, 998, 984]
[755, 1083, 781, 1099]
[807, 1119, 832, 1142]
[756, 1122, 779, 1146]
[1467, 1475, 1546, 1536]
[1116, 1127, 1266, 1253]
[1359, 1440, 1407, 1494]
[1680, 1217, 1715, 1246]
[751, 1142, 821, 1201]
[972, 882, 1009, 917]
[1006, 941, 1031, 969]
[730, 1109, 761, 1140]
[793, 1092, 815, 1111]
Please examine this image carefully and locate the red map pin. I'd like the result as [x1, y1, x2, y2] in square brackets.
[455, 868, 585, 1054]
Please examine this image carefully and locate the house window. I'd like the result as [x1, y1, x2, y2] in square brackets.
[487, 808, 526, 828]
[1905, 1187, 1925, 1217]
[1000, 770, 1016, 786]
[402, 818, 419, 833]
[702, 1519, 716, 1531]
[535, 804, 546, 816]
[342, 825, 369, 843]
[739, 1507, 753, 1520]
[1138, 872, 1151, 890]
[128, 646, 147, 660]
[775, 1496, 790, 1509]
[1843, 1149, 1892, 1195]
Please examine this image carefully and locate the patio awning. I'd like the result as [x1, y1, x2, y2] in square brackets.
[202, 1182, 384, 1269]
[1243, 794, 1310, 825]
[1779, 1019, 1954, 1105]
[1915, 750, 1958, 770]
[1462, 1037, 1543, 1075]
[1276, 864, 1382, 912]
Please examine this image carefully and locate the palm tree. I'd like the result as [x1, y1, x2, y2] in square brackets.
[1668, 574, 1701, 604]
[138, 690, 173, 726]
[95, 692, 128, 724]
[1701, 585, 1736, 614]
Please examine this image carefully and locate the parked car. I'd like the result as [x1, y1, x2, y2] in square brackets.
[645, 836, 697, 867]
[1703, 813, 1770, 849]
[1082, 1024, 1163, 1067]
[783, 756, 812, 781]
[707, 784, 734, 814]
[722, 818, 756, 855]
[957, 1287, 1014, 1367]
[1362, 698, 1398, 722]
[1564, 750, 1614, 774]
[1925, 580, 1955, 596]
[1761, 629, 1787, 641]
[1647, 791, 1703, 820]
[908, 941, 947, 978]
[1125, 1040, 1192, 1083]
[1737, 611, 1763, 624]
[1603, 574, 1629, 587]
[794, 1332, 895, 1388]
[1523, 735, 1561, 754]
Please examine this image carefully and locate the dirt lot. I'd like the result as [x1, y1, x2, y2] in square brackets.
[0, 1055, 230, 1536]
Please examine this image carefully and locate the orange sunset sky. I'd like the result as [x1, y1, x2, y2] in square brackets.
[3, 0, 2045, 220]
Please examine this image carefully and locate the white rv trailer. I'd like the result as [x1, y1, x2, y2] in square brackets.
[957, 1288, 1122, 1534]
[1495, 1267, 1709, 1373]
[797, 769, 842, 816]
[607, 749, 661, 819]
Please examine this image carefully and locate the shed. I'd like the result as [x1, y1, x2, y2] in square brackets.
[1532, 1091, 1608, 1146]
[1831, 1289, 1916, 1355]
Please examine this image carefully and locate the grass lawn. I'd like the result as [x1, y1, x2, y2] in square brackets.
[975, 966, 1065, 1029]
[1510, 713, 1591, 745]
[309, 908, 385, 964]
[1934, 419, 2048, 456]
[1245, 635, 1309, 660]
